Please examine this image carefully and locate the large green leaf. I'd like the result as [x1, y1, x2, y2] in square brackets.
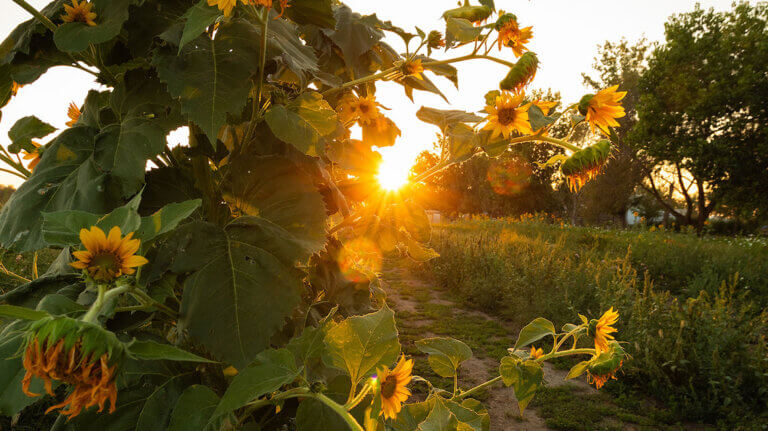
[127, 340, 215, 363]
[0, 0, 67, 64]
[7, 116, 56, 153]
[0, 322, 45, 416]
[285, 0, 335, 28]
[179, 221, 305, 368]
[0, 127, 118, 251]
[445, 18, 481, 45]
[514, 317, 556, 349]
[499, 356, 543, 415]
[53, 0, 131, 52]
[322, 305, 400, 388]
[0, 305, 49, 321]
[416, 107, 483, 132]
[264, 92, 337, 155]
[136, 199, 202, 243]
[528, 104, 556, 131]
[263, 14, 320, 82]
[295, 398, 348, 431]
[178, 0, 220, 51]
[41, 194, 143, 247]
[415, 337, 473, 378]
[445, 123, 480, 163]
[418, 397, 458, 431]
[222, 155, 327, 261]
[287, 313, 335, 370]
[212, 348, 300, 418]
[323, 5, 384, 71]
[154, 19, 260, 143]
[168, 385, 223, 431]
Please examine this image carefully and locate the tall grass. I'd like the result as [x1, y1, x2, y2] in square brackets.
[420, 217, 768, 425]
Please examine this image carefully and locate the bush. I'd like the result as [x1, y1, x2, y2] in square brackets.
[422, 218, 768, 424]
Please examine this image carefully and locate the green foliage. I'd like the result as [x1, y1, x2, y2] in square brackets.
[415, 337, 472, 378]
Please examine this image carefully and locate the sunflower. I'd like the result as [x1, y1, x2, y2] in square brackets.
[578, 85, 626, 136]
[22, 141, 42, 172]
[66, 102, 81, 127]
[530, 346, 544, 360]
[497, 15, 533, 57]
[354, 94, 381, 126]
[208, 0, 238, 16]
[483, 91, 533, 139]
[404, 59, 424, 80]
[70, 226, 148, 282]
[587, 366, 620, 389]
[61, 0, 97, 26]
[244, 0, 290, 18]
[377, 356, 413, 420]
[560, 140, 611, 192]
[588, 307, 619, 354]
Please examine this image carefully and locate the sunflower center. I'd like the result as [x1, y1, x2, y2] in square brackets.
[381, 375, 398, 399]
[70, 8, 90, 23]
[92, 253, 120, 271]
[497, 107, 517, 125]
[359, 103, 370, 114]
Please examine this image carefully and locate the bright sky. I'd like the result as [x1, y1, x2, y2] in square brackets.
[0, 0, 742, 188]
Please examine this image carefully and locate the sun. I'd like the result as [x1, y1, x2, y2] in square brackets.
[376, 149, 413, 191]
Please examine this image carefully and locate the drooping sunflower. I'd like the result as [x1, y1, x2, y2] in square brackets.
[70, 226, 148, 282]
[22, 141, 42, 172]
[578, 85, 627, 136]
[560, 140, 612, 192]
[354, 94, 381, 126]
[66, 102, 82, 127]
[208, 0, 238, 16]
[496, 13, 533, 57]
[403, 59, 424, 80]
[61, 0, 97, 26]
[483, 91, 533, 139]
[530, 346, 544, 360]
[585, 342, 625, 389]
[377, 356, 413, 420]
[588, 307, 619, 355]
[22, 317, 124, 418]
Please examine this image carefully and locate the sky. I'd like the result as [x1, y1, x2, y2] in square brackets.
[0, 0, 744, 188]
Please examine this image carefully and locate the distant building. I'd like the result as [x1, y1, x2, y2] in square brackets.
[425, 210, 443, 224]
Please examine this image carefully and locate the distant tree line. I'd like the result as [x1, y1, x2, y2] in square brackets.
[412, 2, 768, 233]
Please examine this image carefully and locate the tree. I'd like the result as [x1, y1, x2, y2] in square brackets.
[631, 3, 768, 231]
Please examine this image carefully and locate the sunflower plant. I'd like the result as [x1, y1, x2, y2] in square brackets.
[0, 0, 628, 429]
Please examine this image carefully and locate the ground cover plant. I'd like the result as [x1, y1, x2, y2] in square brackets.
[423, 217, 768, 426]
[0, 0, 635, 429]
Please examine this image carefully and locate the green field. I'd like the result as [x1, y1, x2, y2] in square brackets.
[418, 217, 768, 428]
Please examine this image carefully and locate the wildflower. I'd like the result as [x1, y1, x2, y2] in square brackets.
[377, 356, 413, 420]
[208, 0, 237, 17]
[560, 140, 611, 192]
[66, 102, 81, 127]
[22, 141, 42, 172]
[495, 13, 533, 57]
[483, 91, 532, 139]
[403, 59, 424, 80]
[578, 85, 626, 136]
[70, 226, 148, 282]
[499, 52, 538, 93]
[586, 342, 625, 389]
[587, 307, 619, 355]
[61, 0, 97, 26]
[530, 346, 544, 359]
[354, 94, 381, 126]
[22, 317, 124, 418]
[336, 94, 360, 124]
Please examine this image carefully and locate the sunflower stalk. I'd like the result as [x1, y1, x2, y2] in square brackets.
[10, 0, 57, 32]
[243, 8, 270, 147]
[81, 284, 131, 324]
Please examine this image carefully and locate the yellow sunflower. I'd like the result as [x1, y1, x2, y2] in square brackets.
[483, 91, 533, 139]
[208, 0, 238, 17]
[587, 366, 620, 389]
[579, 85, 626, 136]
[70, 226, 148, 282]
[530, 346, 544, 360]
[377, 356, 413, 420]
[22, 141, 42, 172]
[354, 94, 381, 126]
[497, 18, 533, 57]
[61, 0, 97, 26]
[66, 102, 81, 127]
[404, 59, 424, 80]
[589, 307, 619, 354]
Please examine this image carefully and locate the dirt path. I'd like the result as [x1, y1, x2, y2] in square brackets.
[381, 260, 598, 430]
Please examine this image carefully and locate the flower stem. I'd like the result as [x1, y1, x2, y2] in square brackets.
[533, 135, 582, 153]
[243, 388, 364, 431]
[537, 348, 595, 362]
[10, 0, 57, 32]
[453, 376, 502, 400]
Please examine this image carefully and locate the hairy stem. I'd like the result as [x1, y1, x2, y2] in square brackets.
[10, 0, 57, 32]
[454, 376, 502, 400]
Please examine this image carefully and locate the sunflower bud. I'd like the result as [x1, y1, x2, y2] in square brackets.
[494, 12, 518, 30]
[560, 140, 612, 192]
[577, 94, 595, 116]
[22, 317, 124, 418]
[443, 2, 493, 24]
[499, 52, 538, 93]
[427, 31, 445, 53]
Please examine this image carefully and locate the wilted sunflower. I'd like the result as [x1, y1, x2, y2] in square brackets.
[578, 85, 626, 136]
[496, 13, 533, 57]
[483, 91, 533, 139]
[377, 356, 413, 420]
[588, 307, 619, 355]
[66, 102, 81, 127]
[70, 226, 148, 282]
[403, 59, 424, 80]
[22, 317, 124, 418]
[208, 0, 237, 16]
[61, 0, 97, 26]
[586, 342, 625, 389]
[530, 346, 544, 360]
[22, 142, 42, 172]
[560, 140, 611, 192]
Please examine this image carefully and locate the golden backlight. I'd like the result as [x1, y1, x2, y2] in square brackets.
[376, 150, 413, 191]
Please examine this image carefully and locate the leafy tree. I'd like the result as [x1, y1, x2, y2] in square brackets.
[631, 3, 768, 230]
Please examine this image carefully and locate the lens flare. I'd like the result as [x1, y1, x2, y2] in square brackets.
[376, 151, 412, 191]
